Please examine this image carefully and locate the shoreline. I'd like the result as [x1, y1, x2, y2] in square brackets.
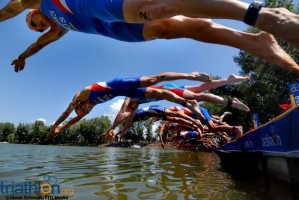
[1, 140, 216, 152]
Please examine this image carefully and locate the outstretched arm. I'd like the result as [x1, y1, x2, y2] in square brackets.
[147, 117, 160, 125]
[104, 97, 132, 136]
[116, 110, 137, 140]
[48, 101, 79, 138]
[12, 26, 68, 72]
[48, 115, 84, 138]
[158, 123, 167, 148]
[104, 97, 139, 136]
[48, 90, 87, 137]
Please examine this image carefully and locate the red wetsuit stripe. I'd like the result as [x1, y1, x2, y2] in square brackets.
[150, 85, 164, 89]
[91, 83, 111, 91]
[169, 88, 184, 97]
[182, 108, 191, 115]
[172, 106, 180, 111]
[149, 86, 184, 96]
[51, 0, 73, 15]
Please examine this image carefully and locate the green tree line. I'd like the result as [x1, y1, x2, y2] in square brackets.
[0, 116, 156, 145]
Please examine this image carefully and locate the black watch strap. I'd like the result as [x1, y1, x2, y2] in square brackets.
[243, 1, 263, 26]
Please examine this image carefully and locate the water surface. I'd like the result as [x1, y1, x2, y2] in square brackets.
[0, 144, 297, 200]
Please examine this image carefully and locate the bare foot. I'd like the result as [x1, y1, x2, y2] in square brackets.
[47, 127, 60, 138]
[223, 111, 232, 115]
[246, 31, 299, 73]
[257, 8, 299, 57]
[191, 72, 212, 82]
[231, 98, 250, 112]
[227, 74, 250, 84]
[185, 99, 206, 119]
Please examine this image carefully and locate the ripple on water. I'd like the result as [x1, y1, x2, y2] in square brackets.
[0, 144, 298, 199]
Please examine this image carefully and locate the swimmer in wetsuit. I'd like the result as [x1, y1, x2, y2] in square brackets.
[112, 104, 204, 141]
[170, 105, 243, 139]
[48, 71, 209, 137]
[150, 83, 250, 112]
[157, 121, 201, 148]
[105, 75, 250, 140]
[2, 0, 299, 73]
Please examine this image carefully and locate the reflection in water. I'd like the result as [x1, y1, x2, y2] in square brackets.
[0, 144, 298, 199]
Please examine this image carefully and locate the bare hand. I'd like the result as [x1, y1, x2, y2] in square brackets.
[47, 127, 60, 138]
[11, 58, 26, 72]
[99, 130, 115, 139]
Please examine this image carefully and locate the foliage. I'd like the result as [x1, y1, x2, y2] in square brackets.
[49, 116, 112, 146]
[15, 123, 32, 143]
[0, 122, 15, 142]
[230, 0, 299, 130]
[124, 121, 144, 143]
[32, 120, 49, 144]
[144, 119, 156, 143]
[0, 115, 156, 146]
[123, 119, 156, 143]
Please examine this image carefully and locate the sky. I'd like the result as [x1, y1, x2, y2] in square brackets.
[0, 1, 253, 126]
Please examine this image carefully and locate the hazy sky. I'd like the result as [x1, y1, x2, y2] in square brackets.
[0, 1, 252, 126]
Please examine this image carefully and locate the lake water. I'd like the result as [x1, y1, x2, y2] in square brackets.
[0, 143, 298, 200]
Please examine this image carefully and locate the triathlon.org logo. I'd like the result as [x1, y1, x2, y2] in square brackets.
[0, 175, 74, 197]
[261, 126, 282, 147]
